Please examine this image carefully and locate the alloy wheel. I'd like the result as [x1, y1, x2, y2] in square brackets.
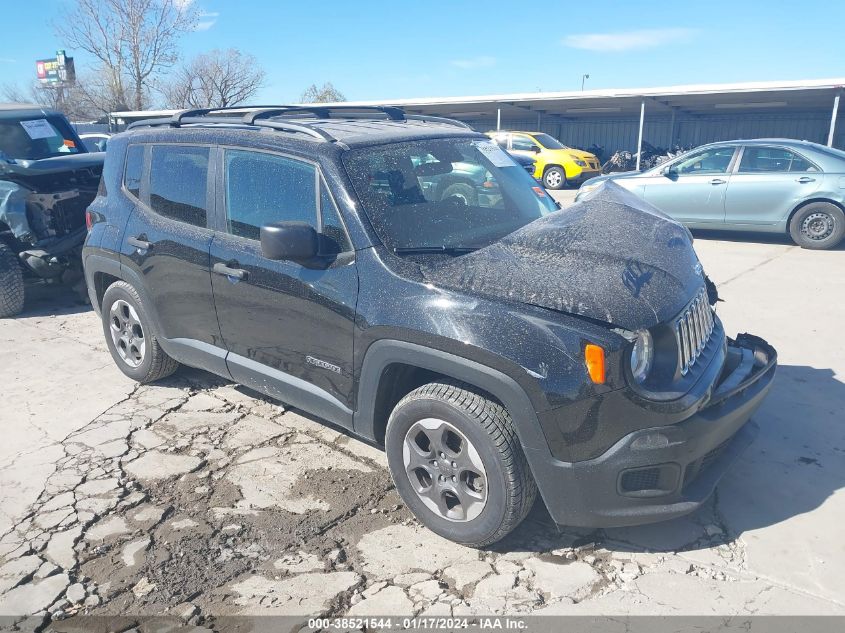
[544, 170, 563, 188]
[109, 299, 146, 368]
[402, 418, 488, 522]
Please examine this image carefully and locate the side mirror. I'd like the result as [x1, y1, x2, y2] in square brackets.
[664, 166, 679, 179]
[260, 221, 318, 262]
[529, 145, 541, 153]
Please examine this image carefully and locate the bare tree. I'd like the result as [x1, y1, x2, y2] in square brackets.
[163, 49, 266, 109]
[1, 81, 100, 120]
[55, 0, 197, 111]
[300, 82, 346, 104]
[71, 68, 134, 117]
[1, 83, 33, 104]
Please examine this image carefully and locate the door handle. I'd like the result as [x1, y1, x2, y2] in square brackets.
[709, 178, 727, 185]
[213, 262, 247, 280]
[127, 236, 152, 250]
[796, 176, 816, 183]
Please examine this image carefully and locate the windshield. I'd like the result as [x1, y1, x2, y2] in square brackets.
[343, 137, 558, 253]
[0, 115, 83, 160]
[532, 133, 567, 150]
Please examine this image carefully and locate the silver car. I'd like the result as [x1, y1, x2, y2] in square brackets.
[576, 139, 845, 249]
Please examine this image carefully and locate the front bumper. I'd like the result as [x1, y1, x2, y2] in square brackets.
[567, 168, 600, 185]
[528, 333, 777, 528]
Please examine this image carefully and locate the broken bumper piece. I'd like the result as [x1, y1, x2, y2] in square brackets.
[532, 333, 777, 528]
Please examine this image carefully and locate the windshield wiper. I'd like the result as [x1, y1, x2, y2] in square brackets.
[393, 246, 479, 255]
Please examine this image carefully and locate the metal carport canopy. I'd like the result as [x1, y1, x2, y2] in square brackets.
[336, 78, 842, 118]
[330, 78, 845, 163]
[109, 78, 844, 159]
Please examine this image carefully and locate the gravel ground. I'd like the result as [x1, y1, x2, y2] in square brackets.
[1, 198, 844, 628]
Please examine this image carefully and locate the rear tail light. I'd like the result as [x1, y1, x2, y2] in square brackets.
[85, 209, 101, 231]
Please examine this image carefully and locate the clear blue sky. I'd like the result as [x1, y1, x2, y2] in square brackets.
[1, 0, 844, 104]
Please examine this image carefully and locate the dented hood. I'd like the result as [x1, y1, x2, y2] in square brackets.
[0, 152, 104, 177]
[422, 182, 704, 330]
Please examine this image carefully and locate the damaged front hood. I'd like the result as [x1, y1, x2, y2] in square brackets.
[0, 152, 104, 177]
[422, 182, 704, 330]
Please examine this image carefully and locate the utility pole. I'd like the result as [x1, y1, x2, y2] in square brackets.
[581, 74, 590, 91]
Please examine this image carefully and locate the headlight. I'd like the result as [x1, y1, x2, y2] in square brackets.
[630, 330, 653, 384]
[575, 160, 587, 167]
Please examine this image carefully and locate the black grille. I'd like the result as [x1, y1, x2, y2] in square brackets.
[620, 468, 661, 492]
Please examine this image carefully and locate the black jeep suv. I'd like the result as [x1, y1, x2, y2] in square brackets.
[83, 106, 776, 546]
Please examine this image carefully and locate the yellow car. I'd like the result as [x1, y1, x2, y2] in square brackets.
[487, 131, 601, 190]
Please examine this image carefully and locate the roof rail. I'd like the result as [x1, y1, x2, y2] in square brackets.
[404, 114, 473, 129]
[180, 116, 336, 141]
[125, 104, 473, 139]
[244, 104, 407, 124]
[127, 115, 334, 141]
[170, 105, 284, 125]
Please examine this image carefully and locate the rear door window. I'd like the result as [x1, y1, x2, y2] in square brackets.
[148, 145, 210, 228]
[738, 147, 819, 173]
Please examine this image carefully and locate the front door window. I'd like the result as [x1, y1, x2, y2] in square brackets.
[672, 147, 736, 175]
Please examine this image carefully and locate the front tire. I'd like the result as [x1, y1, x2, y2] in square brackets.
[0, 242, 24, 318]
[101, 280, 179, 383]
[542, 166, 566, 190]
[788, 202, 845, 250]
[385, 381, 537, 547]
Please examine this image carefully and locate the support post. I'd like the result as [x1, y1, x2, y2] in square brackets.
[669, 108, 676, 147]
[635, 100, 645, 171]
[828, 92, 840, 147]
[496, 108, 501, 131]
[537, 112, 541, 129]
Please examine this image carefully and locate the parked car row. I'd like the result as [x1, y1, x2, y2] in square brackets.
[576, 139, 845, 250]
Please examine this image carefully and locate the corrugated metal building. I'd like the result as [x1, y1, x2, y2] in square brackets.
[338, 78, 845, 160]
[110, 78, 845, 159]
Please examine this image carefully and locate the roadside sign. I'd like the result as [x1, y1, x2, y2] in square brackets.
[36, 50, 75, 85]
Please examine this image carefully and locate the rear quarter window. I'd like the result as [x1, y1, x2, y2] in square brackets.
[124, 144, 144, 199]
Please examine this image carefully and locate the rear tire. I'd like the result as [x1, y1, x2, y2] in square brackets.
[542, 166, 566, 190]
[385, 381, 537, 547]
[0, 242, 24, 318]
[788, 202, 845, 250]
[101, 280, 179, 383]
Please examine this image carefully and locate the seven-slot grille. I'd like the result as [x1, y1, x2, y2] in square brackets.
[676, 287, 715, 375]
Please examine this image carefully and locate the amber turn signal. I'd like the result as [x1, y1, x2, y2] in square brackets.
[584, 344, 606, 384]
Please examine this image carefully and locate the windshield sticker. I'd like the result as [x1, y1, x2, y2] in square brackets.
[473, 141, 514, 167]
[20, 119, 56, 140]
